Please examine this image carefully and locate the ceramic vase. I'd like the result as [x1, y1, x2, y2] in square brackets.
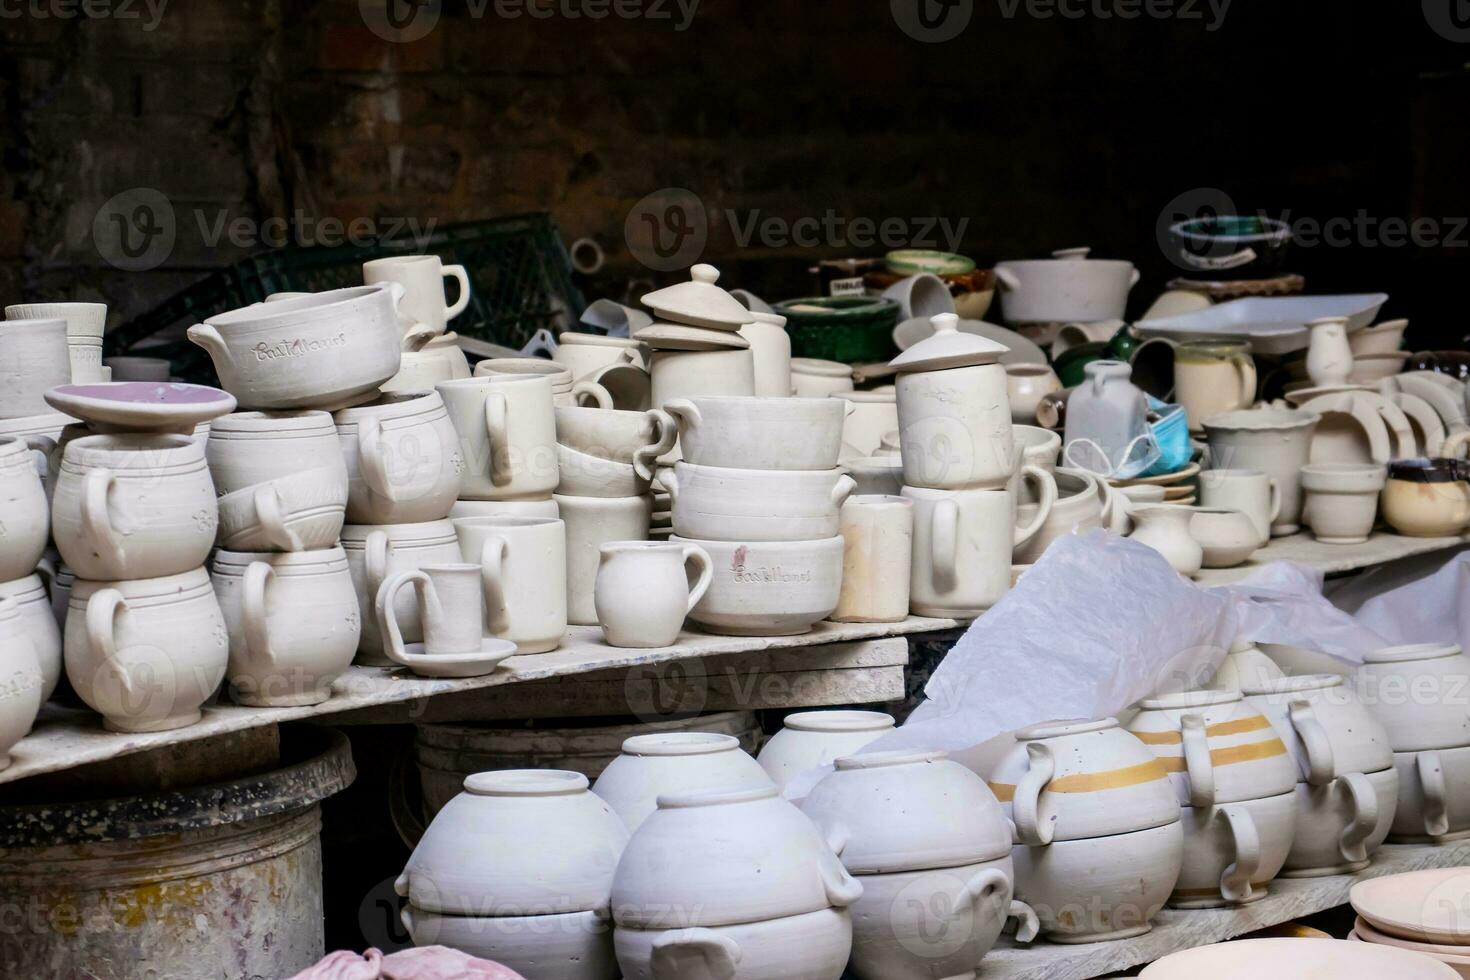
[1306, 316, 1354, 387]
[1128, 504, 1204, 576]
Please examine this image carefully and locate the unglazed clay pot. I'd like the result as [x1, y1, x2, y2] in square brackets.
[666, 462, 854, 542]
[1013, 467, 1105, 565]
[0, 318, 71, 417]
[211, 547, 360, 707]
[1242, 674, 1398, 875]
[668, 534, 843, 637]
[593, 541, 711, 648]
[1188, 507, 1263, 568]
[64, 567, 228, 732]
[0, 437, 50, 582]
[994, 247, 1139, 325]
[663, 396, 848, 471]
[790, 358, 854, 398]
[593, 732, 772, 831]
[398, 769, 629, 917]
[0, 574, 62, 702]
[453, 516, 567, 653]
[1174, 339, 1257, 432]
[187, 285, 403, 410]
[553, 331, 645, 378]
[615, 907, 852, 980]
[757, 710, 895, 793]
[438, 375, 558, 501]
[401, 906, 617, 980]
[557, 494, 653, 626]
[335, 390, 463, 524]
[0, 598, 44, 771]
[1388, 743, 1470, 844]
[554, 406, 676, 497]
[1198, 468, 1279, 546]
[739, 312, 793, 399]
[832, 495, 913, 623]
[449, 497, 559, 521]
[1202, 408, 1320, 535]
[1380, 457, 1470, 537]
[341, 519, 463, 664]
[52, 433, 217, 581]
[1006, 363, 1063, 424]
[1306, 316, 1354, 387]
[1300, 462, 1387, 544]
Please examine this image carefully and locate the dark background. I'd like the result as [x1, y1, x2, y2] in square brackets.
[2, 0, 1468, 348]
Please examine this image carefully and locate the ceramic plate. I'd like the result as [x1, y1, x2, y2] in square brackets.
[892, 316, 1048, 365]
[389, 639, 518, 678]
[1139, 938, 1458, 979]
[1351, 868, 1470, 947]
[633, 324, 750, 351]
[1112, 462, 1201, 487]
[44, 382, 236, 433]
[1354, 917, 1470, 960]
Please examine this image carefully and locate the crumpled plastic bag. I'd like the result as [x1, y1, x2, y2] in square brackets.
[1209, 560, 1392, 662]
[1329, 544, 1470, 650]
[287, 947, 526, 980]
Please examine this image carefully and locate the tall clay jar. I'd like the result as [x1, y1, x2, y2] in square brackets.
[832, 495, 913, 623]
[893, 313, 1014, 490]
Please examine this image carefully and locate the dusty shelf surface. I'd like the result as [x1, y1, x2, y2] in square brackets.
[1195, 530, 1470, 585]
[1, 617, 958, 788]
[982, 837, 1470, 979]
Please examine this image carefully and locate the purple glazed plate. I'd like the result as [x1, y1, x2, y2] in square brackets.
[44, 382, 237, 432]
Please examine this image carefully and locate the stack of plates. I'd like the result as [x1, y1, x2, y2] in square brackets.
[1350, 869, 1470, 977]
[1110, 461, 1200, 504]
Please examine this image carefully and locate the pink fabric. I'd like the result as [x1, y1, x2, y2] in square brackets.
[288, 947, 526, 980]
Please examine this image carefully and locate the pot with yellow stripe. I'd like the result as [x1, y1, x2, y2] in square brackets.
[1128, 690, 1299, 908]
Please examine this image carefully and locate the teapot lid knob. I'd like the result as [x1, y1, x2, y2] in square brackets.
[690, 264, 720, 285]
[930, 312, 959, 335]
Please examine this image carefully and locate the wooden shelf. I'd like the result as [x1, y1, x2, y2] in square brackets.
[1195, 530, 1470, 585]
[0, 617, 957, 788]
[982, 838, 1470, 979]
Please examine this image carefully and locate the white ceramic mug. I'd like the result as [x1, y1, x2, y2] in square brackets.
[64, 567, 228, 732]
[554, 493, 652, 626]
[341, 519, 464, 664]
[452, 517, 567, 653]
[52, 433, 218, 581]
[595, 541, 712, 648]
[335, 390, 464, 524]
[207, 410, 346, 492]
[833, 495, 914, 623]
[904, 480, 1055, 617]
[0, 437, 50, 582]
[438, 376, 559, 501]
[1175, 340, 1258, 432]
[363, 254, 471, 336]
[0, 318, 71, 417]
[1199, 468, 1279, 546]
[0, 572, 62, 702]
[377, 563, 484, 661]
[553, 332, 645, 379]
[211, 547, 360, 706]
[215, 469, 348, 552]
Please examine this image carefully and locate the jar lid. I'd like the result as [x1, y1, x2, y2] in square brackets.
[889, 313, 1008, 373]
[640, 265, 755, 329]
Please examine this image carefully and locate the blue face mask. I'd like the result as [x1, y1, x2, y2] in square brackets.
[1139, 400, 1192, 477]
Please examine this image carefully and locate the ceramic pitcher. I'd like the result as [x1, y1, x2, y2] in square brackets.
[1174, 340, 1257, 432]
[594, 541, 712, 648]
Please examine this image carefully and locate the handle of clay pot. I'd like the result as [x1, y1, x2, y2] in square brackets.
[830, 474, 856, 509]
[1338, 771, 1379, 866]
[185, 322, 229, 362]
[955, 867, 1010, 916]
[663, 398, 702, 432]
[932, 498, 960, 587]
[1009, 900, 1041, 944]
[1373, 399, 1417, 460]
[483, 390, 512, 487]
[84, 587, 135, 702]
[1443, 430, 1470, 460]
[357, 417, 400, 503]
[571, 380, 614, 409]
[80, 468, 126, 573]
[1267, 478, 1282, 525]
[479, 536, 511, 635]
[1234, 355, 1258, 410]
[1181, 712, 1216, 808]
[19, 434, 54, 478]
[1217, 804, 1262, 904]
[634, 408, 679, 482]
[398, 903, 417, 940]
[649, 929, 742, 980]
[401, 322, 436, 352]
[376, 569, 431, 667]
[1418, 750, 1451, 838]
[442, 264, 471, 320]
[364, 529, 390, 605]
[33, 557, 54, 595]
[1288, 699, 1336, 786]
[252, 484, 304, 552]
[241, 561, 278, 667]
[662, 467, 681, 506]
[681, 544, 713, 615]
[1013, 465, 1057, 547]
[994, 267, 1021, 292]
[1013, 741, 1057, 847]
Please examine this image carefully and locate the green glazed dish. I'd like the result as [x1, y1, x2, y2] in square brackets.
[775, 296, 900, 363]
[884, 250, 977, 278]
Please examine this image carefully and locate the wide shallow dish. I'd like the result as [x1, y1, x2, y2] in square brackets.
[44, 382, 236, 433]
[1137, 293, 1389, 354]
[1138, 937, 1458, 978]
[1351, 868, 1470, 946]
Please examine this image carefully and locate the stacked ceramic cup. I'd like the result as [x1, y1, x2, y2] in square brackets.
[552, 402, 677, 626]
[0, 435, 55, 767]
[0, 316, 74, 439]
[552, 331, 651, 411]
[363, 253, 474, 392]
[892, 313, 1057, 617]
[663, 395, 853, 637]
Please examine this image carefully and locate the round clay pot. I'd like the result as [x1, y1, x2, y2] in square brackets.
[1388, 744, 1470, 843]
[666, 461, 854, 542]
[757, 710, 895, 793]
[0, 597, 45, 771]
[1168, 792, 1297, 909]
[592, 732, 771, 831]
[0, 573, 62, 702]
[614, 907, 852, 980]
[1358, 642, 1470, 752]
[402, 906, 617, 980]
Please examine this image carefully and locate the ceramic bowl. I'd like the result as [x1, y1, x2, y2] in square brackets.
[1358, 643, 1470, 753]
[1350, 318, 1410, 356]
[397, 769, 629, 917]
[1189, 506, 1264, 567]
[591, 733, 772, 832]
[1169, 792, 1298, 909]
[1139, 937, 1459, 979]
[1014, 468, 1104, 564]
[1350, 351, 1412, 385]
[610, 784, 861, 930]
[556, 443, 650, 498]
[614, 907, 853, 980]
[554, 405, 674, 466]
[401, 906, 616, 980]
[790, 358, 855, 397]
[990, 718, 1181, 844]
[1014, 425, 1061, 472]
[801, 750, 1012, 875]
[758, 710, 896, 793]
[663, 396, 847, 471]
[1381, 458, 1470, 537]
[666, 463, 854, 542]
[450, 497, 560, 520]
[1242, 673, 1395, 783]
[669, 534, 844, 636]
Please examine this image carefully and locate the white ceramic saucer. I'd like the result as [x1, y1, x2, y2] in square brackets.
[44, 382, 236, 433]
[389, 638, 518, 678]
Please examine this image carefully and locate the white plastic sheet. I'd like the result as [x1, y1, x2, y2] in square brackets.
[1330, 544, 1470, 650]
[1214, 561, 1391, 663]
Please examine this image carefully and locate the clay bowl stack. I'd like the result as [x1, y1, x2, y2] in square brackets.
[663, 394, 852, 636]
[1350, 869, 1470, 977]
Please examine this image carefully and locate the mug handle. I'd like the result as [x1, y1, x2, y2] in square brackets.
[661, 467, 681, 505]
[681, 544, 713, 615]
[649, 929, 741, 980]
[932, 498, 960, 588]
[1217, 804, 1262, 904]
[1013, 464, 1057, 546]
[1008, 900, 1042, 944]
[571, 380, 614, 409]
[830, 474, 856, 509]
[376, 569, 431, 666]
[1012, 741, 1057, 847]
[84, 588, 136, 703]
[954, 867, 1009, 915]
[1443, 429, 1470, 460]
[484, 390, 513, 487]
[1418, 749, 1451, 838]
[19, 434, 54, 479]
[479, 537, 511, 635]
[1288, 699, 1336, 786]
[662, 398, 701, 430]
[364, 530, 390, 606]
[241, 562, 278, 667]
[1338, 771, 1379, 865]
[253, 484, 304, 552]
[634, 409, 679, 482]
[401, 322, 436, 352]
[357, 417, 399, 502]
[1181, 712, 1216, 808]
[442, 264, 471, 320]
[1234, 354, 1258, 410]
[80, 468, 126, 573]
[1267, 478, 1282, 525]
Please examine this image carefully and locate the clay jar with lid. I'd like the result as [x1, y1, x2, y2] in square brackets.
[893, 313, 1014, 491]
[801, 750, 1037, 979]
[591, 732, 772, 831]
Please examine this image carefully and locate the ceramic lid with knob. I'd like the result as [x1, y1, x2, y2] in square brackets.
[640, 264, 755, 330]
[799, 750, 1012, 875]
[634, 322, 751, 351]
[889, 313, 1009, 373]
[609, 783, 862, 929]
[396, 769, 630, 917]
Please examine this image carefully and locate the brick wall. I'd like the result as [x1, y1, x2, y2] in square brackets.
[1, 0, 1466, 344]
